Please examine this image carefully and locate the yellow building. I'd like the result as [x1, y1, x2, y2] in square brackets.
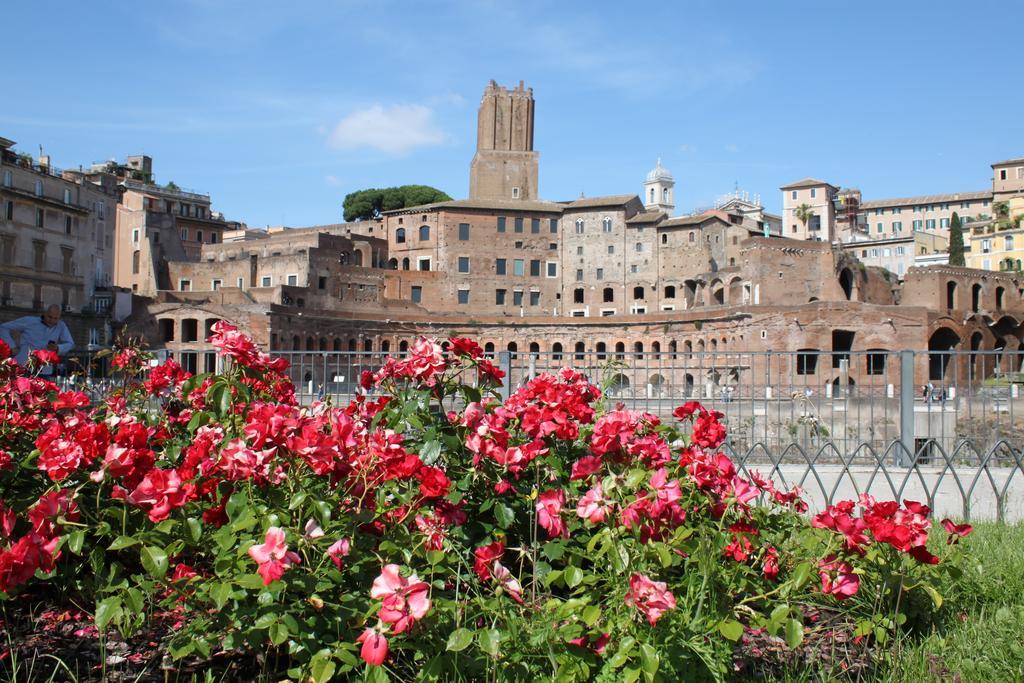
[967, 222, 1024, 272]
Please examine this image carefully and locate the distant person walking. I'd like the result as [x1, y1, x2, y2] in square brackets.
[0, 305, 74, 375]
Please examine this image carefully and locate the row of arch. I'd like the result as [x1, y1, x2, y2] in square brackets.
[270, 335, 746, 358]
[944, 280, 1012, 312]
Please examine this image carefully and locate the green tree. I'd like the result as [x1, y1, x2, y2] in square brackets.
[948, 211, 965, 266]
[795, 203, 815, 232]
[342, 185, 452, 221]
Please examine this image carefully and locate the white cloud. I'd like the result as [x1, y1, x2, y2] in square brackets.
[327, 104, 446, 154]
[325, 175, 343, 187]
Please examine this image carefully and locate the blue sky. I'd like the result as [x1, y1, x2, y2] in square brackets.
[4, 1, 1020, 227]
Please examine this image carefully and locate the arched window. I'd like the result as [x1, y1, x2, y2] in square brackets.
[348, 339, 357, 352]
[419, 225, 430, 241]
[484, 342, 495, 356]
[997, 286, 1006, 309]
[574, 288, 585, 304]
[972, 283, 982, 312]
[552, 342, 563, 360]
[333, 338, 343, 351]
[363, 339, 373, 352]
[575, 219, 584, 234]
[596, 342, 607, 360]
[661, 233, 667, 244]
[1007, 236, 1015, 251]
[652, 341, 661, 358]
[633, 342, 644, 356]
[615, 342, 625, 359]
[507, 341, 518, 359]
[306, 336, 315, 351]
[663, 188, 669, 202]
[574, 341, 585, 360]
[292, 335, 300, 350]
[633, 286, 644, 300]
[603, 287, 614, 303]
[399, 340, 409, 354]
[946, 281, 957, 309]
[395, 228, 406, 243]
[381, 340, 391, 353]
[602, 217, 612, 233]
[669, 340, 678, 358]
[529, 342, 540, 354]
[664, 285, 676, 298]
[402, 257, 410, 270]
[689, 232, 695, 243]
[387, 258, 398, 270]
[649, 188, 655, 203]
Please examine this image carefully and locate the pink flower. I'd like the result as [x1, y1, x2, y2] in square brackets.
[536, 489, 568, 539]
[625, 573, 676, 626]
[327, 538, 351, 570]
[576, 483, 609, 524]
[370, 564, 431, 634]
[818, 558, 859, 599]
[304, 519, 324, 539]
[357, 628, 389, 666]
[492, 561, 524, 604]
[941, 518, 973, 544]
[247, 527, 301, 585]
[473, 541, 504, 582]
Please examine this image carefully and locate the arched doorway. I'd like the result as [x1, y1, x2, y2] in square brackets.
[928, 328, 960, 381]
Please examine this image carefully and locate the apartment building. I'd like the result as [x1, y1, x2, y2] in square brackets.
[843, 230, 948, 279]
[779, 178, 838, 241]
[0, 137, 119, 321]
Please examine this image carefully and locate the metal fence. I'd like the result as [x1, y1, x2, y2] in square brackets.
[116, 347, 1024, 521]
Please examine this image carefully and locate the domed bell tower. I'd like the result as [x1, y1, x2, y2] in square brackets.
[643, 158, 675, 214]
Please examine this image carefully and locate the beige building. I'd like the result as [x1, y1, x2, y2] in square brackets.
[780, 178, 837, 241]
[0, 137, 120, 341]
[108, 155, 229, 296]
[843, 230, 948, 280]
[859, 192, 990, 238]
[992, 157, 1024, 203]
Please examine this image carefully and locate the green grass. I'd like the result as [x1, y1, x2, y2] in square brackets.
[883, 522, 1024, 682]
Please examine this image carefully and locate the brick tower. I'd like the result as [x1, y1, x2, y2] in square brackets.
[468, 80, 539, 201]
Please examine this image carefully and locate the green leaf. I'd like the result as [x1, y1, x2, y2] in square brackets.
[639, 643, 660, 679]
[582, 605, 601, 627]
[225, 492, 247, 521]
[785, 618, 804, 649]
[309, 653, 336, 683]
[478, 629, 501, 656]
[269, 622, 289, 646]
[288, 492, 308, 511]
[94, 596, 122, 631]
[446, 628, 474, 652]
[66, 530, 85, 554]
[123, 588, 144, 614]
[623, 667, 642, 683]
[140, 546, 168, 579]
[254, 613, 277, 630]
[186, 517, 203, 543]
[653, 543, 673, 568]
[419, 439, 442, 465]
[923, 584, 943, 609]
[494, 503, 515, 528]
[563, 566, 583, 589]
[211, 582, 233, 610]
[107, 535, 140, 551]
[718, 619, 744, 641]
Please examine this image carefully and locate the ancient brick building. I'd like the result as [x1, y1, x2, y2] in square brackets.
[125, 81, 1024, 389]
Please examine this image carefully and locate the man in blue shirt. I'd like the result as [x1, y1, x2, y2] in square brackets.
[0, 305, 75, 374]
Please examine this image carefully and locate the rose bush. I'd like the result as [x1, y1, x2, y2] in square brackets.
[0, 326, 974, 681]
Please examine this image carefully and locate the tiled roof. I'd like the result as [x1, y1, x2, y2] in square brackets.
[659, 214, 730, 228]
[563, 194, 639, 209]
[859, 191, 990, 209]
[991, 157, 1024, 167]
[625, 210, 666, 224]
[780, 177, 834, 190]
